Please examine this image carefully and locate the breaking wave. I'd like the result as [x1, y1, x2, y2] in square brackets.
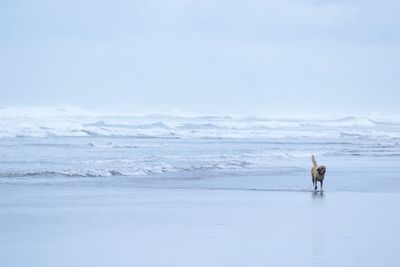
[0, 159, 252, 178]
[0, 106, 400, 139]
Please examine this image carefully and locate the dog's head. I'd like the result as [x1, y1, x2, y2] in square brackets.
[317, 166, 326, 176]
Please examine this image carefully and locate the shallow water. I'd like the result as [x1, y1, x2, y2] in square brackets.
[1, 135, 400, 192]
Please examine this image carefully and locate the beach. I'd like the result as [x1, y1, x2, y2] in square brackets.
[2, 0, 399, 263]
[1, 180, 400, 267]
[1, 108, 400, 266]
[2, 0, 400, 264]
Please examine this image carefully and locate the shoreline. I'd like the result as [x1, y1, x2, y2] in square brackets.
[1, 183, 400, 267]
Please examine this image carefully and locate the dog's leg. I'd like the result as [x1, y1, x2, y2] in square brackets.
[314, 178, 317, 191]
[311, 175, 314, 190]
[320, 180, 324, 192]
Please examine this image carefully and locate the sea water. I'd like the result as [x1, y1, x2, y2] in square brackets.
[1, 106, 399, 192]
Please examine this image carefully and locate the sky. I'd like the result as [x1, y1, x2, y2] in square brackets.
[0, 0, 399, 116]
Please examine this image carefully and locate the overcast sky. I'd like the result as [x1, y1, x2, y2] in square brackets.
[0, 0, 399, 115]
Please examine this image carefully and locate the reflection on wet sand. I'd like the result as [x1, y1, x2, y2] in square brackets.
[312, 191, 325, 199]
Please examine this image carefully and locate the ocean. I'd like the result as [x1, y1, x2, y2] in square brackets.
[1, 106, 399, 192]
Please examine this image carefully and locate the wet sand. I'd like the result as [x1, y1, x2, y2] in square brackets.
[1, 182, 400, 267]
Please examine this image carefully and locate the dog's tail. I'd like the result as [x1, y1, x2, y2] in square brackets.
[311, 155, 317, 167]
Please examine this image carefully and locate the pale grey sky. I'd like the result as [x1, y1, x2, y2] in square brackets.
[0, 0, 399, 115]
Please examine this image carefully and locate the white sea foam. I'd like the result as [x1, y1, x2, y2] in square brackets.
[0, 159, 254, 178]
[0, 107, 400, 178]
[0, 106, 399, 139]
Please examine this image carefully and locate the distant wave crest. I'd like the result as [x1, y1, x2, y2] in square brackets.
[0, 106, 400, 139]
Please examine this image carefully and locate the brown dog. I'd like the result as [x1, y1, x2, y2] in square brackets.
[311, 155, 326, 191]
